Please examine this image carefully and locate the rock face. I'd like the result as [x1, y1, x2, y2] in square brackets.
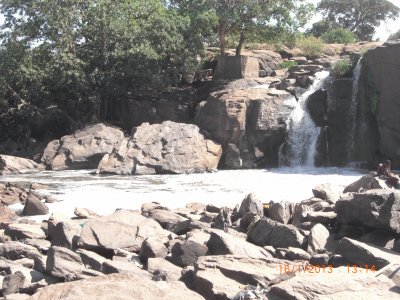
[0, 155, 44, 175]
[196, 85, 294, 168]
[354, 42, 400, 168]
[41, 123, 125, 170]
[30, 273, 205, 300]
[97, 121, 222, 175]
[344, 175, 389, 193]
[213, 55, 259, 80]
[335, 190, 400, 234]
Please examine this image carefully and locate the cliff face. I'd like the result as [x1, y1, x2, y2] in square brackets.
[353, 42, 400, 168]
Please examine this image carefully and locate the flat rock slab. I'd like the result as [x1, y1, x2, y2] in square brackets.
[5, 223, 46, 240]
[29, 273, 205, 300]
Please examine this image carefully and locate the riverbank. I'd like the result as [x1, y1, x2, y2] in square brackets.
[0, 173, 399, 299]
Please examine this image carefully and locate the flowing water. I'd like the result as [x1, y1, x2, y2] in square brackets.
[280, 71, 331, 167]
[1, 167, 362, 218]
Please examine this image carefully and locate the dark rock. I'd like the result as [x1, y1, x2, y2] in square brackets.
[145, 208, 188, 232]
[309, 254, 329, 266]
[239, 212, 258, 231]
[329, 254, 348, 267]
[306, 89, 328, 126]
[343, 175, 388, 193]
[304, 211, 337, 225]
[206, 204, 221, 214]
[335, 190, 400, 234]
[213, 206, 232, 230]
[0, 242, 46, 273]
[237, 193, 263, 218]
[22, 197, 49, 216]
[336, 237, 400, 270]
[170, 240, 208, 267]
[247, 218, 306, 249]
[283, 247, 311, 261]
[358, 229, 398, 249]
[139, 238, 168, 263]
[50, 221, 81, 250]
[172, 220, 211, 236]
[268, 201, 294, 224]
[76, 249, 106, 272]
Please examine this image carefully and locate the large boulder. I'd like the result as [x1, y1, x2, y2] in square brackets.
[97, 121, 222, 175]
[0, 155, 44, 175]
[46, 246, 85, 278]
[22, 197, 49, 216]
[196, 85, 294, 168]
[336, 237, 400, 270]
[237, 193, 263, 218]
[29, 273, 205, 300]
[213, 55, 259, 80]
[78, 210, 168, 255]
[312, 183, 342, 204]
[41, 123, 125, 170]
[335, 190, 400, 234]
[343, 175, 389, 193]
[247, 218, 306, 249]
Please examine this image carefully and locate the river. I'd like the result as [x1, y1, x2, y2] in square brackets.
[0, 167, 363, 218]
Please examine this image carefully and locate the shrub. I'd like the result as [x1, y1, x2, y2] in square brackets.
[296, 36, 324, 58]
[278, 61, 298, 69]
[321, 28, 357, 44]
[331, 59, 353, 78]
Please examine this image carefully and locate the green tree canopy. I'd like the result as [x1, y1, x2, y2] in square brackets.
[314, 0, 400, 41]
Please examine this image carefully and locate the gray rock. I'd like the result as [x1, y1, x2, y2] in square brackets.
[0, 242, 46, 273]
[335, 190, 400, 234]
[5, 223, 45, 240]
[32, 273, 206, 300]
[50, 221, 81, 249]
[76, 249, 106, 272]
[237, 193, 263, 218]
[247, 218, 306, 249]
[305, 211, 337, 225]
[268, 201, 294, 224]
[284, 247, 311, 261]
[41, 123, 125, 170]
[147, 257, 183, 282]
[213, 206, 232, 230]
[97, 121, 222, 175]
[46, 246, 85, 278]
[343, 175, 389, 193]
[101, 260, 150, 277]
[21, 239, 51, 254]
[307, 223, 330, 254]
[312, 183, 342, 204]
[139, 238, 168, 263]
[2, 271, 25, 296]
[22, 197, 49, 216]
[309, 254, 329, 266]
[336, 237, 400, 270]
[207, 230, 272, 259]
[145, 208, 188, 232]
[170, 240, 208, 267]
[0, 155, 44, 175]
[359, 229, 397, 249]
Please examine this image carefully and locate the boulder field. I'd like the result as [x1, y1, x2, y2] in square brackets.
[0, 174, 400, 299]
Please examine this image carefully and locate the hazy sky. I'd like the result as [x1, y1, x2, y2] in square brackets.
[0, 1, 399, 41]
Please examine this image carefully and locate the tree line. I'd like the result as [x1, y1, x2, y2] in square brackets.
[0, 0, 398, 130]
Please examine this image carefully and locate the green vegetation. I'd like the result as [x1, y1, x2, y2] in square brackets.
[321, 28, 357, 44]
[331, 59, 353, 78]
[296, 37, 324, 58]
[278, 61, 298, 69]
[309, 0, 399, 41]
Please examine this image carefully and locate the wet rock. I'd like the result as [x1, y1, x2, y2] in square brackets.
[335, 190, 400, 234]
[207, 230, 272, 259]
[247, 218, 306, 249]
[42, 123, 125, 170]
[29, 273, 205, 300]
[312, 183, 342, 204]
[307, 223, 330, 254]
[336, 237, 400, 270]
[5, 223, 45, 240]
[97, 121, 222, 175]
[0, 155, 44, 175]
[237, 193, 264, 218]
[22, 197, 49, 216]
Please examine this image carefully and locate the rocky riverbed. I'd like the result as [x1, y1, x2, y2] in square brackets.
[0, 173, 400, 299]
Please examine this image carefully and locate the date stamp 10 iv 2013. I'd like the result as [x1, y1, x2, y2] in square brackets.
[279, 264, 376, 274]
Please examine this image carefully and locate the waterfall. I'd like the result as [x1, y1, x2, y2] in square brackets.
[347, 57, 363, 162]
[279, 71, 330, 167]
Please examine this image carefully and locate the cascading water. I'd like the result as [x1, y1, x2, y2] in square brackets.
[279, 71, 330, 167]
[347, 57, 363, 162]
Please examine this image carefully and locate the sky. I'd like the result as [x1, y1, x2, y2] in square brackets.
[0, 1, 399, 41]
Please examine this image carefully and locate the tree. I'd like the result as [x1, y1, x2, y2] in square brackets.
[172, 0, 314, 55]
[320, 28, 357, 43]
[315, 0, 400, 41]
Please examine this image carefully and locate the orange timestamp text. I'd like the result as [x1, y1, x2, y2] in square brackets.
[279, 264, 376, 274]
